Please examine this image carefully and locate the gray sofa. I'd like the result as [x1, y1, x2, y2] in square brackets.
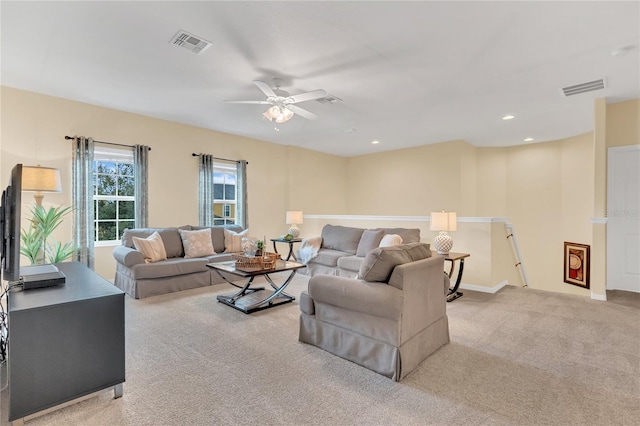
[299, 242, 450, 381]
[113, 225, 242, 299]
[300, 224, 421, 277]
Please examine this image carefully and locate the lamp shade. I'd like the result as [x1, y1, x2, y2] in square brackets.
[285, 210, 303, 225]
[430, 211, 457, 232]
[22, 166, 62, 193]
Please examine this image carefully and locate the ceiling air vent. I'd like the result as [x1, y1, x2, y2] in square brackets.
[560, 78, 606, 97]
[169, 30, 211, 55]
[316, 95, 342, 104]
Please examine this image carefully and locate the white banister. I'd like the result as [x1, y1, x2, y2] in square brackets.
[505, 221, 528, 287]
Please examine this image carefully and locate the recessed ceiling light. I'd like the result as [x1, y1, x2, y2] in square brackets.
[524, 137, 534, 142]
[343, 128, 356, 133]
[371, 140, 380, 144]
[502, 115, 515, 120]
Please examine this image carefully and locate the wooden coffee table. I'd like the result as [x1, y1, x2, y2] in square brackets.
[207, 260, 304, 314]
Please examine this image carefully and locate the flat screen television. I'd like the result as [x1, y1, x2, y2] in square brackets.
[1, 164, 22, 282]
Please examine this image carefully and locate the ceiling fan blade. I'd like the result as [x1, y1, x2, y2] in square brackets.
[286, 89, 328, 104]
[253, 80, 277, 98]
[224, 100, 272, 105]
[287, 104, 318, 120]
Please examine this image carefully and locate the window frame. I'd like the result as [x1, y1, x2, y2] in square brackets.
[93, 146, 136, 246]
[212, 162, 237, 226]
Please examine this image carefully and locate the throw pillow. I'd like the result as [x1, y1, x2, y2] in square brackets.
[132, 231, 168, 263]
[356, 229, 385, 257]
[379, 234, 403, 247]
[321, 224, 364, 254]
[358, 244, 413, 283]
[224, 228, 249, 253]
[178, 228, 216, 259]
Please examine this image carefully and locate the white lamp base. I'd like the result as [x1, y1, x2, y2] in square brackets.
[433, 231, 453, 254]
[287, 224, 300, 238]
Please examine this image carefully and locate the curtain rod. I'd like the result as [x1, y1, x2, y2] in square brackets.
[191, 153, 246, 164]
[65, 135, 151, 151]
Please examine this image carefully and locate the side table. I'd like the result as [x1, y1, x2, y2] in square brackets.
[270, 237, 302, 261]
[434, 251, 470, 302]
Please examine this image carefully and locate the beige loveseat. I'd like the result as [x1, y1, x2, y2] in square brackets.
[299, 242, 449, 381]
[299, 224, 421, 277]
[113, 225, 243, 299]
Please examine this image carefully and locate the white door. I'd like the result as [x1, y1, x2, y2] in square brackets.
[607, 145, 640, 292]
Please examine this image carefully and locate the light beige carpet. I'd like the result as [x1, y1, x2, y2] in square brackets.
[1, 273, 638, 425]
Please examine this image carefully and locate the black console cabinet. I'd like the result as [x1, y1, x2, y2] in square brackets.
[8, 262, 125, 423]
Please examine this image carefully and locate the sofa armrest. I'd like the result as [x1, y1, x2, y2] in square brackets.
[113, 245, 145, 267]
[308, 275, 402, 320]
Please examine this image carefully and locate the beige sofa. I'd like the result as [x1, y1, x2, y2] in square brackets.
[112, 225, 242, 299]
[299, 242, 450, 381]
[299, 224, 422, 277]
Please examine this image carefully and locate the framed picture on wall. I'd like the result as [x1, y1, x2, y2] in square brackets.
[564, 242, 590, 289]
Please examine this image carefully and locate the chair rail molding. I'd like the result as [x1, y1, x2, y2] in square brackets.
[305, 215, 511, 223]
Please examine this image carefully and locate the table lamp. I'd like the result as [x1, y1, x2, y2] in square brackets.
[22, 165, 62, 206]
[285, 210, 303, 238]
[430, 210, 457, 254]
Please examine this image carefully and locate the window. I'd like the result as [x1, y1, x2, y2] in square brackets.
[213, 162, 236, 225]
[94, 147, 135, 244]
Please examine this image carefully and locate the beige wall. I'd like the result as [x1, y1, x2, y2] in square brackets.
[1, 86, 346, 278]
[606, 99, 640, 148]
[505, 134, 594, 296]
[346, 139, 473, 216]
[2, 86, 637, 299]
[342, 133, 595, 296]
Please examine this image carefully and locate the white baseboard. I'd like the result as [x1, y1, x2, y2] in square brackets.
[459, 280, 508, 294]
[590, 292, 607, 301]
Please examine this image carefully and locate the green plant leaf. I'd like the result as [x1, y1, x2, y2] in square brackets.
[20, 226, 43, 265]
[45, 239, 76, 263]
[21, 204, 74, 265]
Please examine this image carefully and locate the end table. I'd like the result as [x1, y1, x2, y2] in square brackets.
[270, 237, 302, 261]
[434, 251, 470, 302]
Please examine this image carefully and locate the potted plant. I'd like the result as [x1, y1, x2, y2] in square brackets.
[20, 204, 76, 265]
[256, 240, 265, 256]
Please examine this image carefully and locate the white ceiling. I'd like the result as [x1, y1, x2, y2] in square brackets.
[1, 1, 638, 157]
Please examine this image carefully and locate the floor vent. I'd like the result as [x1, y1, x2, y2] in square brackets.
[560, 78, 606, 97]
[169, 30, 212, 55]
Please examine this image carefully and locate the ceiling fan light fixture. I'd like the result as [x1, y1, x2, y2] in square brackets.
[275, 108, 294, 123]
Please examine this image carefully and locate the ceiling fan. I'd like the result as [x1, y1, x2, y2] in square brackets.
[225, 80, 327, 129]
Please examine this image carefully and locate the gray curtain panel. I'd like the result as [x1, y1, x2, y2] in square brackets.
[71, 136, 95, 269]
[198, 154, 215, 227]
[134, 144, 150, 228]
[237, 160, 248, 229]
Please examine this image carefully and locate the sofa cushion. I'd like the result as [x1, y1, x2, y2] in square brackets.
[379, 234, 403, 247]
[405, 242, 432, 261]
[321, 225, 364, 255]
[358, 242, 432, 283]
[314, 248, 348, 267]
[337, 255, 365, 272]
[224, 228, 249, 253]
[132, 231, 168, 263]
[179, 228, 216, 258]
[356, 229, 385, 256]
[123, 228, 185, 258]
[131, 257, 209, 280]
[376, 228, 421, 244]
[191, 225, 243, 255]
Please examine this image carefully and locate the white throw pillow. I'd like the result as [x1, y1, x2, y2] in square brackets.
[179, 228, 216, 259]
[133, 231, 168, 263]
[224, 228, 249, 253]
[379, 234, 403, 248]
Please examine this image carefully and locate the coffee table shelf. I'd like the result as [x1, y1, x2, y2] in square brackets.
[207, 260, 304, 314]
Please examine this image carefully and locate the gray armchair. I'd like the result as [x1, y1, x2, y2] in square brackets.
[298, 242, 449, 381]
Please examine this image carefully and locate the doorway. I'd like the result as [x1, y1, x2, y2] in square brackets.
[607, 145, 640, 292]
